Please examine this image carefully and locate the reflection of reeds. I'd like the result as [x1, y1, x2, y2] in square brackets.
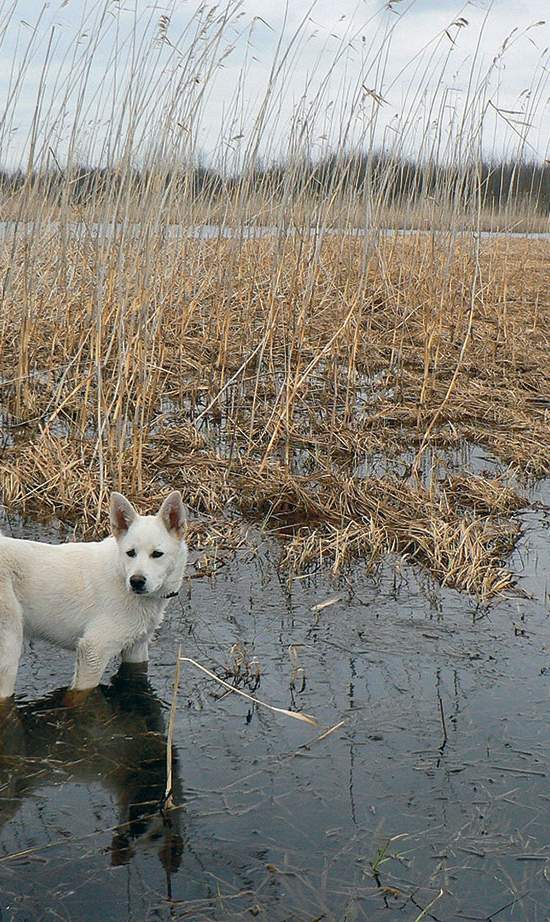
[165, 645, 182, 812]
[0, 4, 548, 599]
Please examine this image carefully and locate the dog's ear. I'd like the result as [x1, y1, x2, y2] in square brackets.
[159, 491, 186, 538]
[110, 492, 137, 537]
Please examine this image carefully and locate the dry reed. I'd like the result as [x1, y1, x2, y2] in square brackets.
[0, 3, 548, 600]
[0, 232, 544, 598]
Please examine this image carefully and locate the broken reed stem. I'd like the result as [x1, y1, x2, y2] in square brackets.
[163, 648, 318, 810]
[178, 655, 318, 726]
[164, 644, 320, 810]
[258, 300, 357, 473]
[413, 888, 445, 922]
[194, 339, 264, 425]
[412, 231, 482, 476]
[164, 643, 182, 810]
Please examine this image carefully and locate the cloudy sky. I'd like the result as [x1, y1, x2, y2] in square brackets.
[0, 0, 548, 169]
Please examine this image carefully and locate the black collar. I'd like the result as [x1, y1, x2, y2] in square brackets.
[162, 590, 180, 600]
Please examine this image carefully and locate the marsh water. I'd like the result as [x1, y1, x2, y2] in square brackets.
[0, 221, 549, 243]
[2, 476, 550, 921]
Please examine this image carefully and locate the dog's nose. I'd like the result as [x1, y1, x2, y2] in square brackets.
[129, 575, 146, 593]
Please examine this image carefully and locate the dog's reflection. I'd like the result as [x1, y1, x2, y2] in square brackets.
[0, 665, 184, 872]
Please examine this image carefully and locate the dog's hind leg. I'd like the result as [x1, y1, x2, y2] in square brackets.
[0, 580, 23, 699]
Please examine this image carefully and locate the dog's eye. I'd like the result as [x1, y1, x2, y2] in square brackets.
[151, 550, 164, 559]
[126, 549, 136, 558]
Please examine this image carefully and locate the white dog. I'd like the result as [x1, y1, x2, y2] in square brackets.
[0, 491, 188, 699]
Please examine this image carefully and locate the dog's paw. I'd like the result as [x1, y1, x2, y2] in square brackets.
[63, 687, 94, 708]
[0, 696, 19, 725]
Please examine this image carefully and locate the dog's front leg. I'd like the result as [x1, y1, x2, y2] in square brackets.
[71, 635, 114, 692]
[0, 582, 23, 700]
[121, 637, 149, 666]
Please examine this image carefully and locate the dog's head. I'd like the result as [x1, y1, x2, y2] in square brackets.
[110, 491, 188, 597]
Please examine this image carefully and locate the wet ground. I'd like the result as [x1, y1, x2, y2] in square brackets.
[2, 478, 550, 922]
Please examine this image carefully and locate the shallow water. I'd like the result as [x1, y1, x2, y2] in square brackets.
[0, 220, 548, 242]
[1, 481, 550, 921]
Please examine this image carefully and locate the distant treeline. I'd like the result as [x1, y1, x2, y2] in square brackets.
[0, 152, 548, 212]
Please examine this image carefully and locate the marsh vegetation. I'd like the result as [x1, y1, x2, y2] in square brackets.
[1, 2, 550, 919]
[0, 3, 548, 601]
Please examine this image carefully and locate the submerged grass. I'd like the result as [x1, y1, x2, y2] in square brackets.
[0, 2, 548, 599]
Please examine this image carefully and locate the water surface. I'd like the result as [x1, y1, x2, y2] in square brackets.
[0, 221, 548, 242]
[1, 481, 550, 921]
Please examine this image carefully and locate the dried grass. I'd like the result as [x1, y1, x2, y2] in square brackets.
[0, 231, 545, 599]
[0, 1, 548, 601]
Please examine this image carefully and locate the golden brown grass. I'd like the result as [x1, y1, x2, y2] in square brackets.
[0, 230, 547, 599]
